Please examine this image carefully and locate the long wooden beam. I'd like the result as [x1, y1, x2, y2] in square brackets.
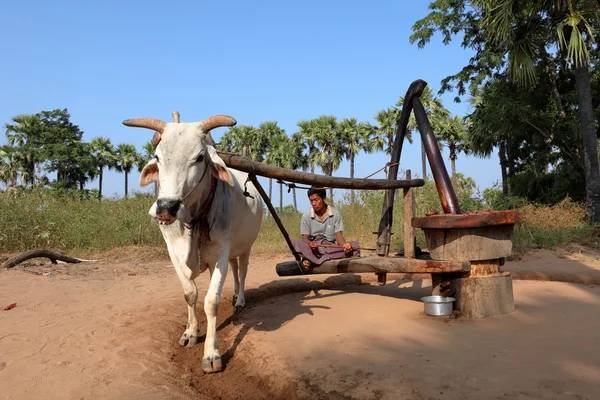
[276, 256, 470, 276]
[217, 151, 425, 190]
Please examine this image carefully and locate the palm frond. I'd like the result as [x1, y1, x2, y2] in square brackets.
[507, 39, 538, 85]
[556, 8, 594, 67]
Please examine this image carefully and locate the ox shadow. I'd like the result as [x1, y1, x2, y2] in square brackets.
[213, 274, 429, 365]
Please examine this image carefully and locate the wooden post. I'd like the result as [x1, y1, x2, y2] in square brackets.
[172, 111, 180, 123]
[403, 169, 415, 258]
[376, 272, 387, 286]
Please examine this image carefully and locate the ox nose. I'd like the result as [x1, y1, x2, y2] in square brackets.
[156, 198, 181, 216]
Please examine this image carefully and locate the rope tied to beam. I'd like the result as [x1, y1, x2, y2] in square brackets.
[242, 157, 257, 199]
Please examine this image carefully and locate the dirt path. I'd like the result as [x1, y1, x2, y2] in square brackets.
[1, 249, 600, 399]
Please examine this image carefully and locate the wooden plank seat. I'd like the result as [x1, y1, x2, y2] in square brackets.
[275, 255, 471, 277]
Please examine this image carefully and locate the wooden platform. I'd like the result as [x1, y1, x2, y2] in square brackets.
[275, 256, 471, 277]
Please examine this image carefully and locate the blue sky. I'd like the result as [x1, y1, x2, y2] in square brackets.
[0, 0, 501, 207]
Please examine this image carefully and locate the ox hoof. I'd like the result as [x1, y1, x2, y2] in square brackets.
[179, 333, 199, 347]
[232, 295, 238, 306]
[202, 356, 223, 373]
[234, 305, 245, 314]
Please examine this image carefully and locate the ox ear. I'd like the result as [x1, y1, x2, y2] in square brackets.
[139, 158, 159, 187]
[206, 146, 234, 186]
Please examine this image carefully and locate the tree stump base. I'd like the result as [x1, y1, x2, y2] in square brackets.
[432, 259, 515, 319]
[453, 272, 515, 319]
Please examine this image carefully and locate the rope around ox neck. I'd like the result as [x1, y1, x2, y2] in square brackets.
[180, 160, 218, 243]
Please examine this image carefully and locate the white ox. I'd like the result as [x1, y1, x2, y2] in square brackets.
[122, 115, 263, 373]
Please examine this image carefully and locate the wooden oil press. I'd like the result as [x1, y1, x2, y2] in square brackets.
[183, 79, 519, 319]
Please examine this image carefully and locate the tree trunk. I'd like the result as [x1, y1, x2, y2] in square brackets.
[293, 187, 297, 211]
[267, 178, 273, 216]
[279, 181, 283, 214]
[350, 154, 355, 203]
[421, 142, 427, 179]
[506, 142, 516, 178]
[125, 171, 129, 198]
[541, 49, 565, 120]
[574, 64, 600, 223]
[499, 140, 508, 196]
[549, 69, 566, 118]
[451, 155, 457, 185]
[327, 162, 334, 202]
[328, 182, 334, 202]
[98, 167, 103, 200]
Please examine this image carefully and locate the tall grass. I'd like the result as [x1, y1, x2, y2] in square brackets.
[0, 192, 163, 253]
[0, 190, 594, 257]
[512, 198, 594, 253]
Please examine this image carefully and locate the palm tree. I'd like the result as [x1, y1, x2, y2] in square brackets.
[480, 0, 600, 221]
[283, 132, 308, 210]
[374, 108, 401, 155]
[339, 118, 361, 204]
[139, 141, 155, 166]
[361, 122, 386, 155]
[219, 125, 265, 161]
[466, 95, 510, 196]
[338, 119, 381, 203]
[264, 132, 289, 213]
[139, 140, 158, 197]
[297, 120, 319, 174]
[89, 137, 115, 200]
[259, 121, 285, 206]
[311, 115, 345, 201]
[4, 114, 41, 186]
[114, 143, 140, 198]
[436, 116, 469, 184]
[0, 146, 21, 188]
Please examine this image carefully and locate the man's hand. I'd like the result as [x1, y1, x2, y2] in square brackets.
[309, 241, 319, 250]
[343, 242, 352, 254]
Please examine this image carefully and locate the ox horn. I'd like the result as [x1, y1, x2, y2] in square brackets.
[198, 115, 237, 132]
[122, 118, 167, 133]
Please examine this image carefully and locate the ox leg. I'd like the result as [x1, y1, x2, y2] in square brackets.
[230, 257, 240, 307]
[164, 233, 201, 348]
[233, 251, 250, 313]
[174, 262, 200, 347]
[202, 253, 230, 373]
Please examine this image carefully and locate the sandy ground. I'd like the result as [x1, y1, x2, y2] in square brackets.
[1, 247, 600, 400]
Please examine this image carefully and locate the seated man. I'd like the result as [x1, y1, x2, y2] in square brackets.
[292, 186, 360, 270]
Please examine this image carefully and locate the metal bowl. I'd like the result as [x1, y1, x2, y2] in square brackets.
[421, 296, 455, 316]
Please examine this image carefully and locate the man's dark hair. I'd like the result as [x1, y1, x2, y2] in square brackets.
[307, 186, 326, 199]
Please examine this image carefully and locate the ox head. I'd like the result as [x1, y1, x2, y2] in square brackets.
[122, 115, 237, 225]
